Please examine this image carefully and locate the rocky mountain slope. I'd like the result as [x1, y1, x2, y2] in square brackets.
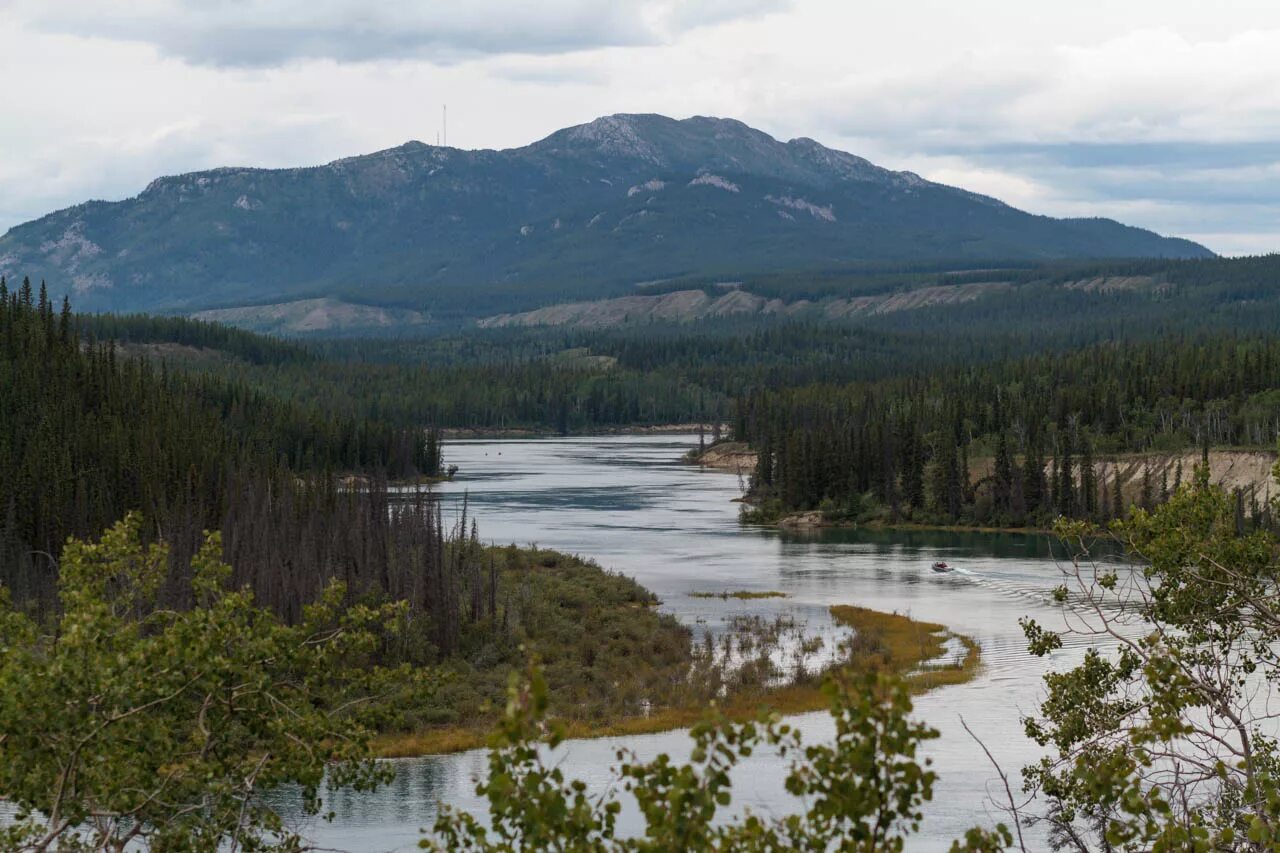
[478, 281, 1016, 328]
[191, 298, 427, 335]
[474, 273, 1193, 329]
[0, 114, 1210, 320]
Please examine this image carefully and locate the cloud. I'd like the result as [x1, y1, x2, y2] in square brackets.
[786, 28, 1280, 149]
[760, 25, 1280, 253]
[953, 142, 1280, 171]
[486, 58, 611, 86]
[656, 0, 791, 30]
[12, 0, 790, 68]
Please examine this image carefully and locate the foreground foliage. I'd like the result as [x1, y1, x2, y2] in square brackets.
[423, 664, 1012, 852]
[1023, 468, 1280, 849]
[0, 515, 433, 851]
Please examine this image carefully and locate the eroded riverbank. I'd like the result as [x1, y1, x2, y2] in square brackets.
[689, 440, 1278, 535]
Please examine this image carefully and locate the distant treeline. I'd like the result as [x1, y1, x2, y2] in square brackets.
[61, 254, 1280, 435]
[104, 318, 1042, 432]
[81, 311, 312, 365]
[735, 335, 1280, 527]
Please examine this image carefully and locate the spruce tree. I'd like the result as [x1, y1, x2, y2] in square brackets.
[1056, 428, 1075, 517]
[1023, 431, 1046, 519]
[928, 437, 959, 520]
[993, 431, 1014, 516]
[1099, 463, 1111, 522]
[1049, 451, 1061, 517]
[901, 424, 925, 511]
[1079, 436, 1097, 520]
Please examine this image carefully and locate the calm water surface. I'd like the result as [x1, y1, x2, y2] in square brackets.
[293, 435, 1100, 850]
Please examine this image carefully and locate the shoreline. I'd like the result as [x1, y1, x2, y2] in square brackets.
[374, 604, 981, 758]
[442, 423, 724, 439]
[681, 440, 757, 473]
[770, 514, 1054, 537]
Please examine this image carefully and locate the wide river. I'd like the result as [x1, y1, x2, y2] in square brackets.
[293, 435, 1103, 850]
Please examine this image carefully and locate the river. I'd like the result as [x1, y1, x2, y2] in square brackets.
[291, 434, 1103, 850]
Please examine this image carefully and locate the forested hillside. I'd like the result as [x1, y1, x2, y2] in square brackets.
[0, 277, 443, 611]
[69, 253, 1280, 439]
[475, 254, 1280, 346]
[69, 314, 1014, 432]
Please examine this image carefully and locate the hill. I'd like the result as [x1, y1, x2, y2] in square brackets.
[0, 114, 1209, 323]
[475, 255, 1280, 333]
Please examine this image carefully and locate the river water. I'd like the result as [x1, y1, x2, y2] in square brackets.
[293, 435, 1102, 851]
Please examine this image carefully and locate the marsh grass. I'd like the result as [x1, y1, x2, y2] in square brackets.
[377, 594, 980, 756]
[688, 590, 789, 600]
[829, 605, 982, 693]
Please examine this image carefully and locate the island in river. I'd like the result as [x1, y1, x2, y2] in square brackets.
[375, 543, 979, 757]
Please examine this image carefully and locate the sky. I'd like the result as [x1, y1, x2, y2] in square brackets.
[2, 0, 1280, 255]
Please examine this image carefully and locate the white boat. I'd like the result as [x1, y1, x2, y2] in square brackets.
[931, 561, 952, 573]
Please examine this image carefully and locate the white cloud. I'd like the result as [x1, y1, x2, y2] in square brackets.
[12, 0, 790, 67]
[916, 162, 1051, 211]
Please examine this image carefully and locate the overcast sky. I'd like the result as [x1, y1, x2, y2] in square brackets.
[3, 0, 1279, 255]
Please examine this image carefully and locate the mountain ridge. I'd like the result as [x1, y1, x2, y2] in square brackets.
[0, 113, 1212, 319]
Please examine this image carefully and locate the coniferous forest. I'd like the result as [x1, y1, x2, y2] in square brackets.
[734, 336, 1280, 527]
[0, 276, 446, 612]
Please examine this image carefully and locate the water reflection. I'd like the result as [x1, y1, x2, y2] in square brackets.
[301, 435, 1102, 851]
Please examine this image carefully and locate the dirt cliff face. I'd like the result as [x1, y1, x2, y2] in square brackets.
[706, 444, 1276, 502]
[968, 449, 1278, 502]
[193, 298, 427, 334]
[1104, 450, 1277, 502]
[479, 282, 1016, 329]
[689, 441, 758, 474]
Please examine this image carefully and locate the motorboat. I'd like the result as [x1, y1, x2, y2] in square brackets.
[931, 561, 952, 573]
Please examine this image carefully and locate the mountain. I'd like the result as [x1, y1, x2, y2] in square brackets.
[0, 114, 1211, 321]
